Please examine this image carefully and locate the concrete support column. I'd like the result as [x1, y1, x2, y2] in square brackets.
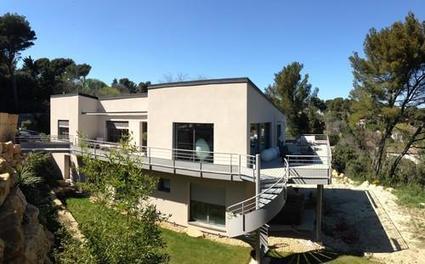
[255, 154, 261, 210]
[315, 184, 324, 242]
[255, 229, 262, 264]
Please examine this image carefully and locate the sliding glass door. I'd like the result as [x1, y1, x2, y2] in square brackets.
[250, 122, 271, 154]
[174, 123, 214, 162]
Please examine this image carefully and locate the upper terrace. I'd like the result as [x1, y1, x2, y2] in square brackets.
[19, 134, 332, 185]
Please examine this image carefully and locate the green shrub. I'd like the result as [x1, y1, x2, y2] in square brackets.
[345, 155, 373, 181]
[328, 134, 340, 146]
[332, 143, 359, 173]
[79, 137, 168, 263]
[393, 184, 425, 208]
[52, 227, 95, 264]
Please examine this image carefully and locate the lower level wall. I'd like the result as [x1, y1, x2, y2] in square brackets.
[148, 171, 254, 235]
[52, 153, 255, 236]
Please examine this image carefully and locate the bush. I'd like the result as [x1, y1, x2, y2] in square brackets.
[52, 227, 95, 264]
[345, 155, 373, 181]
[79, 137, 168, 263]
[328, 134, 340, 146]
[332, 143, 359, 173]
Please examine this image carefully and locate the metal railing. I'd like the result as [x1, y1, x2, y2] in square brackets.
[285, 134, 332, 180]
[226, 158, 289, 216]
[19, 135, 258, 180]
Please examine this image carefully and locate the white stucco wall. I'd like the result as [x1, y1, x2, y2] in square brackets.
[147, 83, 249, 159]
[149, 171, 254, 235]
[247, 83, 286, 151]
[50, 95, 80, 137]
[99, 96, 148, 112]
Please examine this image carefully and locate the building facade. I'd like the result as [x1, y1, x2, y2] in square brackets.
[49, 78, 287, 236]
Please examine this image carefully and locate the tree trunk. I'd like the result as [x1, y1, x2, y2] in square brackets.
[373, 127, 393, 178]
[388, 126, 423, 182]
[6, 61, 18, 113]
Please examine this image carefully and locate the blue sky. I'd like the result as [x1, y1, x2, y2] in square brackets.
[1, 1, 424, 99]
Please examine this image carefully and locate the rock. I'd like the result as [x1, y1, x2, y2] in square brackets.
[23, 223, 52, 264]
[0, 225, 25, 263]
[23, 204, 39, 225]
[0, 173, 11, 207]
[0, 239, 4, 263]
[186, 226, 204, 238]
[0, 157, 6, 171]
[12, 144, 21, 155]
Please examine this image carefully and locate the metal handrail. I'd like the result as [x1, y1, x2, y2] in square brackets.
[19, 134, 258, 177]
[226, 158, 289, 216]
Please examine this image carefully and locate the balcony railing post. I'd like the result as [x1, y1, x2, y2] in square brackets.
[238, 155, 241, 177]
[148, 147, 152, 170]
[255, 154, 261, 210]
[229, 153, 233, 175]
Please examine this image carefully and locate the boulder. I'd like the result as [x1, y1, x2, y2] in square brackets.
[23, 223, 53, 264]
[0, 173, 11, 207]
[12, 144, 21, 155]
[0, 157, 6, 172]
[0, 239, 4, 263]
[186, 226, 204, 238]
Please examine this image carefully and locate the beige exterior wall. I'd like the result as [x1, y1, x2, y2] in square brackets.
[50, 96, 80, 137]
[99, 96, 148, 112]
[247, 83, 286, 151]
[149, 171, 254, 235]
[78, 96, 100, 139]
[148, 83, 248, 160]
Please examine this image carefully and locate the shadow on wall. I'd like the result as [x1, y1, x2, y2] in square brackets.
[269, 187, 408, 257]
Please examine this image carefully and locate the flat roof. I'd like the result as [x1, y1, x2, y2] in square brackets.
[50, 77, 285, 115]
[51, 92, 98, 99]
[147, 77, 252, 89]
[147, 77, 285, 115]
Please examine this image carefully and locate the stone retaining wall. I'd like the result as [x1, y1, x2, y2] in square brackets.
[0, 141, 53, 263]
[0, 113, 18, 142]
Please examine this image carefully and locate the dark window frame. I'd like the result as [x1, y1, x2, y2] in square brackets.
[157, 178, 170, 193]
[106, 120, 129, 143]
[58, 120, 69, 139]
[173, 122, 214, 163]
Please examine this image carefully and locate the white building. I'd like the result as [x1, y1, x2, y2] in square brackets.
[25, 78, 331, 261]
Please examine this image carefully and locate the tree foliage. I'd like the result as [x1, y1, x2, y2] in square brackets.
[266, 62, 325, 136]
[349, 12, 425, 178]
[0, 13, 36, 112]
[79, 137, 168, 263]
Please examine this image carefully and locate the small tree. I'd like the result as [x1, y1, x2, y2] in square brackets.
[79, 136, 168, 263]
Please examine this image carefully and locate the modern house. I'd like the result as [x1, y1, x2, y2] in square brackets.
[22, 78, 331, 262]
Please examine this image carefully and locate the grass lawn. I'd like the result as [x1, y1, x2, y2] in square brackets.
[66, 197, 251, 264]
[66, 197, 379, 264]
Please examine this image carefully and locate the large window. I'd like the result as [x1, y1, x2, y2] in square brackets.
[190, 184, 225, 227]
[141, 122, 148, 147]
[173, 123, 214, 162]
[106, 121, 129, 142]
[58, 120, 69, 139]
[250, 123, 271, 154]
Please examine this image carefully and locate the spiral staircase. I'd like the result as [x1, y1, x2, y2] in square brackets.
[226, 157, 289, 260]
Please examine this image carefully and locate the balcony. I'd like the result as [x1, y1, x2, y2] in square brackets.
[262, 134, 332, 185]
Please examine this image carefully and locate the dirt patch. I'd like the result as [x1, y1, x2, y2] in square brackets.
[325, 173, 425, 264]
